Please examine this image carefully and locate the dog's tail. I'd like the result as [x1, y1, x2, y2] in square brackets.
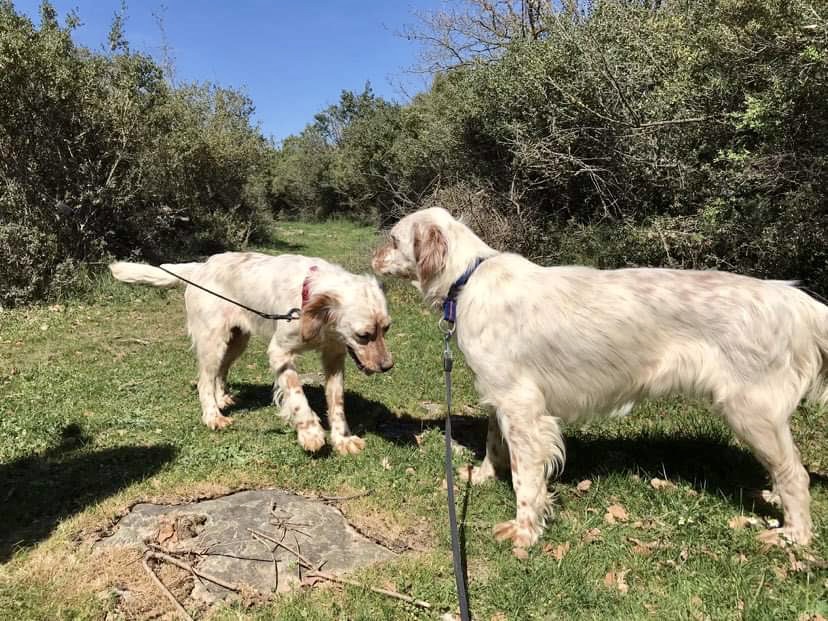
[814, 328, 828, 407]
[109, 261, 202, 289]
[803, 289, 828, 406]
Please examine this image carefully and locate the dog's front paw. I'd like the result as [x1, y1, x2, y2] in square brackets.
[493, 519, 539, 548]
[297, 421, 326, 452]
[204, 413, 234, 430]
[333, 435, 365, 455]
[457, 462, 495, 485]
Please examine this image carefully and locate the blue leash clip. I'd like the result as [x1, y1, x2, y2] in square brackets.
[442, 298, 457, 324]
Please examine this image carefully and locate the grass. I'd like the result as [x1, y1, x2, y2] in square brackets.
[1, 219, 828, 620]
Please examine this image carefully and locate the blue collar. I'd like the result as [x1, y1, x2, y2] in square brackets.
[442, 257, 487, 324]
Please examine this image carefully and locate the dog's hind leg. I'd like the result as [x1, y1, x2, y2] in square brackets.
[195, 332, 234, 430]
[215, 328, 250, 409]
[322, 348, 364, 455]
[492, 391, 564, 548]
[268, 341, 326, 453]
[722, 388, 812, 545]
[458, 408, 511, 485]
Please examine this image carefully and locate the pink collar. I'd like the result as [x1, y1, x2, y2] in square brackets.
[301, 266, 319, 307]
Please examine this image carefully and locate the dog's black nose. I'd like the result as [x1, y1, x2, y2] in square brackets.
[380, 357, 394, 372]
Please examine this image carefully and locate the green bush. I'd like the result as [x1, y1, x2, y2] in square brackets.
[0, 2, 274, 306]
[271, 0, 828, 290]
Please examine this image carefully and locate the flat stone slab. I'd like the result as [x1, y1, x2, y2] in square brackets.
[97, 489, 394, 603]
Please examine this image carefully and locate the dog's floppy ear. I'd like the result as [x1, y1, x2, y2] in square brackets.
[301, 293, 339, 341]
[413, 223, 447, 283]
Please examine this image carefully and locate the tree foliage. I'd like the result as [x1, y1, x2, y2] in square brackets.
[5, 0, 828, 303]
[274, 0, 828, 287]
[0, 2, 273, 305]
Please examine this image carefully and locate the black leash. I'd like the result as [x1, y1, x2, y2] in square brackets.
[439, 257, 487, 621]
[157, 265, 301, 322]
[442, 328, 471, 621]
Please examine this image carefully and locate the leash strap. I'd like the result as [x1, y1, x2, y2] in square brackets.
[438, 256, 489, 621]
[443, 331, 471, 621]
[157, 265, 301, 321]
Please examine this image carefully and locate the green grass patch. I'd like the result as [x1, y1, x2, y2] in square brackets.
[1, 219, 828, 619]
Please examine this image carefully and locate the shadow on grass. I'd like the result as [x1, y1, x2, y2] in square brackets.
[562, 432, 828, 515]
[226, 381, 487, 450]
[0, 425, 177, 563]
[222, 381, 828, 515]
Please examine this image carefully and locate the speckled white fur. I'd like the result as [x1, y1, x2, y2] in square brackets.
[373, 207, 828, 548]
[111, 252, 392, 455]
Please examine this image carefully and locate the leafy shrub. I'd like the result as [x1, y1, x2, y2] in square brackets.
[271, 0, 828, 291]
[0, 2, 274, 305]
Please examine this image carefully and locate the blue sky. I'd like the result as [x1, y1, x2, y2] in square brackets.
[14, 1, 440, 141]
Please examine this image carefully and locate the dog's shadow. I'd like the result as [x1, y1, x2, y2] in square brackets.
[227, 382, 828, 516]
[563, 432, 828, 515]
[0, 424, 177, 563]
[227, 381, 487, 449]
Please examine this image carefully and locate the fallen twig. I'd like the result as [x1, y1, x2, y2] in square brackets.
[247, 528, 431, 610]
[146, 542, 272, 564]
[316, 490, 373, 503]
[294, 532, 303, 582]
[114, 336, 151, 345]
[142, 554, 194, 621]
[250, 531, 279, 588]
[247, 528, 318, 570]
[268, 502, 312, 537]
[305, 570, 432, 610]
[146, 549, 241, 592]
[118, 379, 145, 392]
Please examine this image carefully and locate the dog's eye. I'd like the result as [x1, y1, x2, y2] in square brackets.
[356, 332, 372, 343]
[382, 323, 391, 334]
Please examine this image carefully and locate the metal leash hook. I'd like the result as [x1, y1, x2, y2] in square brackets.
[443, 332, 454, 373]
[263, 307, 302, 322]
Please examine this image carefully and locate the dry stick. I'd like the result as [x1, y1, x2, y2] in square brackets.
[294, 533, 303, 582]
[114, 336, 150, 345]
[317, 490, 373, 502]
[250, 531, 279, 588]
[142, 554, 194, 621]
[305, 570, 432, 610]
[146, 550, 241, 592]
[247, 528, 318, 570]
[146, 542, 270, 564]
[269, 502, 311, 530]
[246, 529, 431, 610]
